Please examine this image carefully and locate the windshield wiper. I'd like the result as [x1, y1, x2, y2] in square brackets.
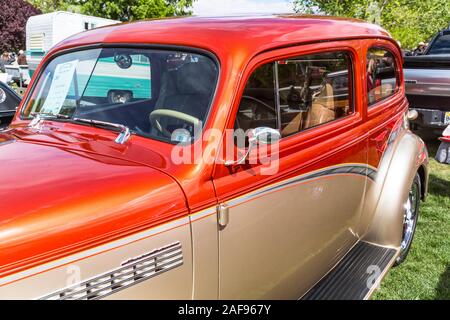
[28, 112, 70, 128]
[72, 117, 131, 144]
[30, 112, 70, 120]
[28, 113, 131, 144]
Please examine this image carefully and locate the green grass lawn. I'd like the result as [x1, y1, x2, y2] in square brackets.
[373, 137, 450, 300]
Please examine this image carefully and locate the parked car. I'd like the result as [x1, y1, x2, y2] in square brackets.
[404, 27, 450, 132]
[0, 81, 21, 129]
[436, 125, 450, 164]
[0, 15, 428, 300]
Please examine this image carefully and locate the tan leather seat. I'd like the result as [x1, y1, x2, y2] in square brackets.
[314, 83, 335, 110]
[304, 103, 335, 128]
[304, 83, 336, 129]
[281, 112, 303, 136]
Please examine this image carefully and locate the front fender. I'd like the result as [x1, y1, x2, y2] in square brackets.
[362, 129, 428, 247]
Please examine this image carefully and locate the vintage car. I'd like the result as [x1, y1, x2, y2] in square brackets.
[0, 15, 428, 300]
[0, 81, 21, 128]
[436, 125, 450, 163]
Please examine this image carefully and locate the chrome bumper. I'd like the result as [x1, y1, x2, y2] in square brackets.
[410, 108, 449, 128]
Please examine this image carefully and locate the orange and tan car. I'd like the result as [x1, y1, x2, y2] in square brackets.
[0, 15, 428, 300]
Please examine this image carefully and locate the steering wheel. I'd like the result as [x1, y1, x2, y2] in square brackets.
[235, 96, 277, 131]
[241, 96, 276, 113]
[149, 109, 201, 138]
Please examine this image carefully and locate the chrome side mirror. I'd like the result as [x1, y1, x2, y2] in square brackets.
[225, 127, 281, 166]
[407, 109, 419, 121]
[250, 127, 281, 145]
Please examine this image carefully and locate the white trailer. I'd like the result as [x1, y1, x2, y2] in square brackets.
[26, 11, 119, 76]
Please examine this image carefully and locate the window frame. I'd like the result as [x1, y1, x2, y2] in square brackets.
[366, 46, 401, 108]
[231, 46, 357, 144]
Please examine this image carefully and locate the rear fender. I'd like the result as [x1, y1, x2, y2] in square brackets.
[362, 129, 428, 247]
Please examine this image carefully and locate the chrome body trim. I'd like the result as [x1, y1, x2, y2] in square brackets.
[0, 216, 189, 287]
[226, 164, 377, 208]
[39, 242, 183, 300]
[404, 68, 450, 97]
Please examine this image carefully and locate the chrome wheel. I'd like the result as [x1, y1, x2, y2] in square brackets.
[396, 173, 420, 265]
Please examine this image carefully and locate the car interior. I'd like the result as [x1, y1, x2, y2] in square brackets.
[24, 48, 397, 145]
[234, 52, 353, 141]
[78, 55, 216, 141]
[25, 49, 218, 143]
[367, 48, 398, 105]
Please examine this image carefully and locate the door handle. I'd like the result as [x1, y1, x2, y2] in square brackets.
[217, 203, 229, 228]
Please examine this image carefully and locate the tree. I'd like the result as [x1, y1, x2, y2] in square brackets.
[27, 1, 72, 13]
[0, 0, 41, 52]
[293, 0, 450, 49]
[29, 0, 195, 22]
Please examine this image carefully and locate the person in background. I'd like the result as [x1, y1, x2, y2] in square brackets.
[7, 52, 16, 65]
[413, 41, 427, 55]
[367, 58, 380, 92]
[0, 52, 10, 72]
[17, 50, 27, 65]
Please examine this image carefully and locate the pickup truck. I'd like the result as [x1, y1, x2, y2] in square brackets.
[404, 28, 450, 131]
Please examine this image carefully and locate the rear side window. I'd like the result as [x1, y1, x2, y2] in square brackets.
[234, 51, 354, 139]
[366, 48, 399, 105]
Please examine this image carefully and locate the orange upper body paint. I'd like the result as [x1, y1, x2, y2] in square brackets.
[1, 15, 407, 278]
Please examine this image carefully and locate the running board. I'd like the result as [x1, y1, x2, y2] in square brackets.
[302, 241, 397, 300]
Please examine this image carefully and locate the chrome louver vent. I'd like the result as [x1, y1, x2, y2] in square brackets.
[40, 242, 183, 300]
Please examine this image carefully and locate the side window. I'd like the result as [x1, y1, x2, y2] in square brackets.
[366, 48, 399, 105]
[234, 51, 353, 140]
[234, 63, 277, 132]
[278, 52, 353, 136]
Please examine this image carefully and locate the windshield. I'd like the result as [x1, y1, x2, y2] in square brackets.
[22, 48, 218, 143]
[427, 34, 450, 55]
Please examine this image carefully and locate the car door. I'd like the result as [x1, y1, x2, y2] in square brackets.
[359, 41, 407, 237]
[0, 82, 21, 128]
[212, 42, 369, 299]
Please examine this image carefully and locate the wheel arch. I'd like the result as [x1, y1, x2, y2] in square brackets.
[417, 163, 428, 201]
[361, 130, 428, 247]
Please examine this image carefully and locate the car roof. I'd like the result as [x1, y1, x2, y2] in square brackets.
[53, 14, 391, 60]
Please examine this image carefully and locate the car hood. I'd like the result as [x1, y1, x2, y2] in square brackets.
[0, 127, 188, 277]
